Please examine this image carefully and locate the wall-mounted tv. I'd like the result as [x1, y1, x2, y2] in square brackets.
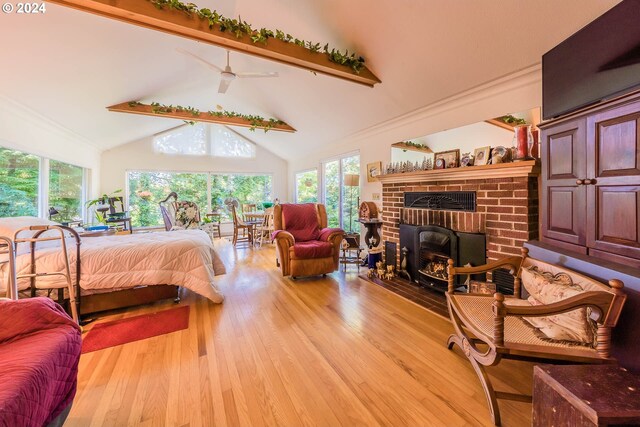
[542, 0, 640, 120]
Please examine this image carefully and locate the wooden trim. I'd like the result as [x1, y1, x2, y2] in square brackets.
[485, 118, 518, 131]
[107, 102, 296, 132]
[391, 142, 433, 154]
[47, 0, 381, 87]
[377, 160, 540, 184]
[80, 285, 179, 315]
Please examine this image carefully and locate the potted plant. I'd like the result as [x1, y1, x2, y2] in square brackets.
[85, 189, 122, 225]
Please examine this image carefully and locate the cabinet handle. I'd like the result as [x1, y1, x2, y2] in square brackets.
[576, 179, 585, 185]
[584, 178, 596, 185]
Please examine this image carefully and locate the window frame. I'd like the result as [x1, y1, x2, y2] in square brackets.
[0, 146, 88, 221]
[320, 150, 360, 230]
[152, 123, 257, 159]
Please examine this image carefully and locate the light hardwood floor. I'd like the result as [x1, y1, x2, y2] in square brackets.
[67, 240, 533, 427]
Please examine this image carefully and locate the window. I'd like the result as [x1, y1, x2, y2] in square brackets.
[153, 123, 207, 156]
[152, 123, 256, 158]
[49, 160, 84, 222]
[127, 171, 208, 227]
[321, 154, 360, 232]
[295, 169, 318, 203]
[0, 147, 40, 217]
[341, 156, 360, 234]
[211, 174, 272, 220]
[211, 125, 255, 158]
[127, 171, 272, 226]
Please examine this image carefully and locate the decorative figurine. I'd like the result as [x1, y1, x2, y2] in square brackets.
[384, 265, 395, 280]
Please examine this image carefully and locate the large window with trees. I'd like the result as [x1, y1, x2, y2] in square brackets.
[49, 160, 84, 222]
[321, 154, 360, 231]
[0, 147, 40, 217]
[127, 171, 272, 226]
[1, 147, 87, 221]
[295, 169, 318, 203]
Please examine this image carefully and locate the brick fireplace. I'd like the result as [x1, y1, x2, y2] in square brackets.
[378, 161, 540, 263]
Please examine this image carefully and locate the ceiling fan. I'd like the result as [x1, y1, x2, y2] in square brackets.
[178, 48, 279, 94]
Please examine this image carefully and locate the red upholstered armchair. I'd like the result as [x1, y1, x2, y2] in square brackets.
[272, 203, 345, 278]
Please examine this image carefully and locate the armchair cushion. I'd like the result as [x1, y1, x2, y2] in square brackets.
[281, 203, 320, 242]
[520, 266, 596, 345]
[291, 241, 333, 260]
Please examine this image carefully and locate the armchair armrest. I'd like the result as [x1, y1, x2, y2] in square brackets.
[318, 228, 344, 242]
[502, 291, 614, 320]
[272, 230, 295, 247]
[447, 254, 524, 295]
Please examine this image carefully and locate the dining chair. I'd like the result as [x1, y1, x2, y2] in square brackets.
[241, 203, 257, 221]
[230, 204, 253, 246]
[205, 213, 222, 239]
[255, 207, 274, 247]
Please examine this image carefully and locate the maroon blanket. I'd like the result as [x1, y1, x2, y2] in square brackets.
[0, 298, 81, 427]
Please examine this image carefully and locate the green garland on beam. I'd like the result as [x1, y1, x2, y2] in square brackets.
[147, 0, 365, 74]
[129, 101, 286, 132]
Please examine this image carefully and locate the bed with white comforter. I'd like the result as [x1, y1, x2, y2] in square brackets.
[0, 217, 224, 303]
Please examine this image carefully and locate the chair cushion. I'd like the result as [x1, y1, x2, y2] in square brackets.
[291, 241, 333, 259]
[281, 203, 320, 242]
[520, 266, 596, 345]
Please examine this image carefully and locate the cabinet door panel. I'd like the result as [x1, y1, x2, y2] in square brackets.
[587, 100, 640, 262]
[589, 185, 640, 259]
[545, 186, 586, 245]
[541, 118, 587, 245]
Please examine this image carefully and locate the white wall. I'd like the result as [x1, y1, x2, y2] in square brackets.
[0, 95, 102, 196]
[288, 65, 543, 212]
[100, 135, 289, 203]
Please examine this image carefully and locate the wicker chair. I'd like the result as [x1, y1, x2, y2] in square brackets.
[445, 247, 626, 426]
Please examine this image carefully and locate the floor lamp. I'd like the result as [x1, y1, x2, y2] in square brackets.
[344, 173, 360, 234]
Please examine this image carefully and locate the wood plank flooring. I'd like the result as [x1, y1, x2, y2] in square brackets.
[67, 240, 533, 427]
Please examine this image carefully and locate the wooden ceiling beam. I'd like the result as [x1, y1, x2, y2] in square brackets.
[48, 0, 381, 87]
[107, 102, 296, 133]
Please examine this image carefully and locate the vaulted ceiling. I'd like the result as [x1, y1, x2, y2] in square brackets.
[0, 0, 619, 161]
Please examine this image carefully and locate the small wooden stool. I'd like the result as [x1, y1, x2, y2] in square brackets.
[533, 364, 640, 426]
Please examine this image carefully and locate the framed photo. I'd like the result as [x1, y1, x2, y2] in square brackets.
[473, 146, 491, 166]
[434, 149, 460, 169]
[490, 146, 510, 164]
[366, 161, 382, 182]
[460, 153, 474, 167]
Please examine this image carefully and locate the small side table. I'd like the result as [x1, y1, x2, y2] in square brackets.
[357, 219, 383, 247]
[340, 234, 362, 270]
[533, 364, 640, 427]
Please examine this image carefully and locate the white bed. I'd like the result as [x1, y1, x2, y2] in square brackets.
[0, 217, 225, 304]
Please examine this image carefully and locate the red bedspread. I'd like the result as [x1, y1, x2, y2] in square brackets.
[0, 298, 81, 427]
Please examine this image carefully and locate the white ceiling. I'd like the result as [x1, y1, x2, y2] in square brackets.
[0, 0, 619, 161]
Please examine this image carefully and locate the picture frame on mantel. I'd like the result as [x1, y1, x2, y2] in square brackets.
[367, 161, 382, 182]
[473, 146, 491, 166]
[434, 149, 460, 169]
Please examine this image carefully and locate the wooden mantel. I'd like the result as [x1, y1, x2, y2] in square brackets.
[376, 160, 539, 184]
[47, 0, 381, 87]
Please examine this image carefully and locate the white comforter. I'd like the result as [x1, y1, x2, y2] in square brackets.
[0, 229, 224, 303]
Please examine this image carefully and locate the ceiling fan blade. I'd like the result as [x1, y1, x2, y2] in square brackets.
[176, 48, 224, 73]
[218, 78, 232, 94]
[236, 71, 279, 78]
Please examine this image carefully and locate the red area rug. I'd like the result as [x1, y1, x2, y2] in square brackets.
[82, 305, 190, 353]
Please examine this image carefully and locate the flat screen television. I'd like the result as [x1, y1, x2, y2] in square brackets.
[542, 0, 640, 120]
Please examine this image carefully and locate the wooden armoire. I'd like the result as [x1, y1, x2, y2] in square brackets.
[540, 90, 640, 268]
